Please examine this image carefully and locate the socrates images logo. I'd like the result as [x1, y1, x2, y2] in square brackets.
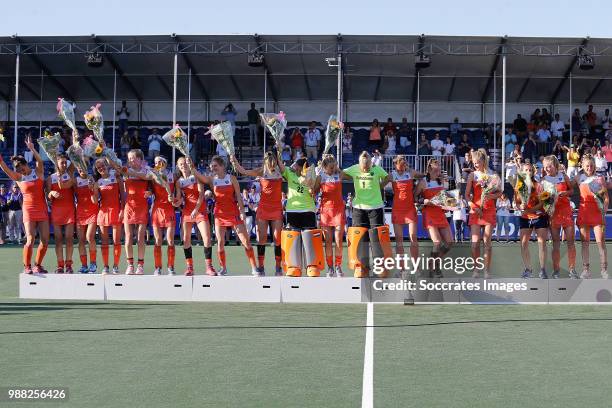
[372, 254, 485, 275]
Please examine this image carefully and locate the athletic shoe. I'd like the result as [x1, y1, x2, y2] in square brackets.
[66, 265, 74, 274]
[184, 265, 194, 276]
[23, 266, 33, 274]
[274, 266, 283, 276]
[552, 271, 560, 279]
[33, 265, 47, 274]
[101, 266, 110, 275]
[218, 267, 228, 276]
[112, 266, 120, 275]
[335, 265, 344, 277]
[55, 267, 64, 274]
[205, 265, 217, 276]
[601, 269, 609, 280]
[88, 263, 97, 274]
[569, 268, 579, 279]
[539, 269, 548, 279]
[326, 267, 335, 278]
[167, 267, 176, 276]
[78, 265, 89, 274]
[580, 269, 592, 279]
[521, 268, 532, 279]
[125, 265, 135, 275]
[251, 267, 261, 277]
[153, 267, 162, 276]
[135, 264, 144, 275]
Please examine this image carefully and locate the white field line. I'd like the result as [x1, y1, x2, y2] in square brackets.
[361, 302, 374, 408]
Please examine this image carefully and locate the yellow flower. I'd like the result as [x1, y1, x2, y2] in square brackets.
[174, 129, 182, 138]
[330, 120, 338, 128]
[154, 162, 164, 171]
[539, 191, 550, 201]
[516, 180, 523, 190]
[95, 144, 103, 155]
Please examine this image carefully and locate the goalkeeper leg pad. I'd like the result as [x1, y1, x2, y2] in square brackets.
[369, 225, 393, 278]
[281, 230, 302, 277]
[301, 229, 324, 277]
[347, 227, 369, 278]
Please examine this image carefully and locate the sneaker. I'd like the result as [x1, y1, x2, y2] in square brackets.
[101, 266, 110, 275]
[569, 268, 579, 279]
[125, 265, 135, 275]
[580, 269, 592, 279]
[23, 266, 33, 274]
[78, 265, 89, 274]
[205, 265, 217, 276]
[325, 267, 335, 278]
[274, 265, 283, 276]
[184, 265, 194, 276]
[135, 264, 144, 275]
[55, 267, 64, 274]
[112, 265, 120, 275]
[335, 265, 344, 277]
[251, 267, 261, 277]
[88, 263, 97, 274]
[552, 271, 560, 279]
[601, 269, 609, 280]
[65, 265, 74, 274]
[257, 266, 266, 276]
[153, 267, 162, 276]
[521, 268, 532, 279]
[539, 269, 548, 279]
[167, 267, 176, 276]
[218, 267, 228, 276]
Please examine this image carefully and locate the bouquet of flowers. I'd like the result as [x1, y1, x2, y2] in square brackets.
[57, 98, 77, 133]
[37, 130, 62, 166]
[84, 104, 104, 141]
[210, 121, 235, 157]
[514, 170, 533, 207]
[260, 111, 287, 148]
[81, 136, 104, 159]
[301, 162, 317, 188]
[66, 143, 88, 175]
[0, 126, 4, 142]
[539, 180, 558, 217]
[477, 172, 501, 209]
[162, 125, 190, 158]
[323, 115, 344, 155]
[588, 177, 608, 224]
[148, 161, 173, 202]
[427, 189, 460, 211]
[102, 147, 121, 165]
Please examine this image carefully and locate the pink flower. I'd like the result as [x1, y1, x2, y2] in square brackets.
[278, 111, 286, 121]
[56, 98, 63, 113]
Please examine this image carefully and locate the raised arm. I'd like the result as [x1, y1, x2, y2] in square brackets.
[25, 136, 45, 178]
[0, 156, 22, 182]
[230, 154, 263, 177]
[276, 149, 286, 174]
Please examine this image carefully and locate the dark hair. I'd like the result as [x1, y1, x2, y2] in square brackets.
[210, 155, 226, 168]
[10, 155, 27, 166]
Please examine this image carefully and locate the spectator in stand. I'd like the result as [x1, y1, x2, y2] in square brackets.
[496, 193, 512, 243]
[293, 146, 304, 161]
[397, 118, 411, 152]
[242, 188, 255, 238]
[147, 128, 163, 161]
[461, 152, 474, 181]
[247, 103, 259, 146]
[383, 117, 396, 136]
[457, 133, 471, 166]
[521, 133, 537, 163]
[550, 113, 565, 139]
[0, 184, 6, 244]
[505, 127, 517, 157]
[450, 117, 462, 136]
[452, 197, 467, 242]
[571, 109, 583, 137]
[290, 127, 304, 150]
[536, 123, 551, 143]
[304, 121, 321, 163]
[530, 108, 542, 125]
[369, 119, 382, 151]
[6, 183, 23, 243]
[584, 105, 597, 131]
[513, 114, 527, 139]
[129, 130, 141, 150]
[595, 148, 607, 176]
[117, 100, 130, 135]
[510, 144, 522, 161]
[221, 103, 237, 127]
[342, 126, 353, 164]
[385, 129, 397, 155]
[602, 139, 612, 174]
[551, 140, 565, 165]
[120, 130, 131, 159]
[601, 108, 610, 132]
[430, 132, 444, 157]
[417, 137, 431, 156]
[443, 136, 455, 156]
[372, 150, 383, 167]
[281, 145, 292, 164]
[541, 108, 552, 126]
[563, 144, 580, 178]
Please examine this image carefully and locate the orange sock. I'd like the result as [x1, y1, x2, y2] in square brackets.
[89, 248, 97, 264]
[245, 247, 256, 268]
[186, 257, 193, 267]
[101, 245, 109, 267]
[218, 249, 226, 268]
[335, 255, 342, 266]
[167, 246, 175, 269]
[23, 244, 33, 267]
[66, 259, 73, 268]
[58, 259, 65, 268]
[113, 244, 121, 266]
[154, 245, 162, 268]
[326, 255, 333, 267]
[35, 244, 47, 265]
[80, 254, 88, 267]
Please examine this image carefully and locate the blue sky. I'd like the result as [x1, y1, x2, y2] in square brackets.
[3, 0, 608, 38]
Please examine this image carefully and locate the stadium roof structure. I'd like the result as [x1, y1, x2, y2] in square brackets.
[1, 34, 612, 104]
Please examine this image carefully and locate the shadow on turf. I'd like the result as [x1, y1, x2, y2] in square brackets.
[1, 317, 612, 335]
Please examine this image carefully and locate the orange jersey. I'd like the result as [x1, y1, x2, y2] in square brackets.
[75, 176, 98, 225]
[422, 180, 449, 228]
[213, 174, 241, 226]
[123, 173, 149, 225]
[521, 183, 544, 220]
[19, 170, 48, 222]
[469, 171, 497, 226]
[577, 174, 607, 226]
[391, 170, 417, 224]
[319, 171, 344, 212]
[49, 172, 75, 225]
[152, 171, 174, 210]
[542, 173, 572, 227]
[151, 172, 175, 228]
[97, 171, 122, 226]
[257, 167, 283, 219]
[179, 175, 207, 223]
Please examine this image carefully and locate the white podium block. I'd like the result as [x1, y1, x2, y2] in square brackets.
[460, 279, 549, 304]
[280, 277, 368, 303]
[104, 275, 193, 302]
[549, 279, 612, 304]
[192, 276, 281, 302]
[20, 274, 105, 300]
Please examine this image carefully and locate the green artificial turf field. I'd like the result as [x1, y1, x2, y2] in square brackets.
[1, 243, 611, 407]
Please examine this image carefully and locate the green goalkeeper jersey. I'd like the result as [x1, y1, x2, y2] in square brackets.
[343, 164, 388, 210]
[282, 168, 315, 212]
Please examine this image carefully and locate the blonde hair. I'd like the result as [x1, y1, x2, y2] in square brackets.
[542, 155, 560, 171]
[321, 154, 337, 170]
[128, 149, 144, 160]
[358, 151, 371, 171]
[581, 153, 595, 168]
[393, 155, 407, 166]
[263, 151, 278, 172]
[471, 148, 489, 169]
